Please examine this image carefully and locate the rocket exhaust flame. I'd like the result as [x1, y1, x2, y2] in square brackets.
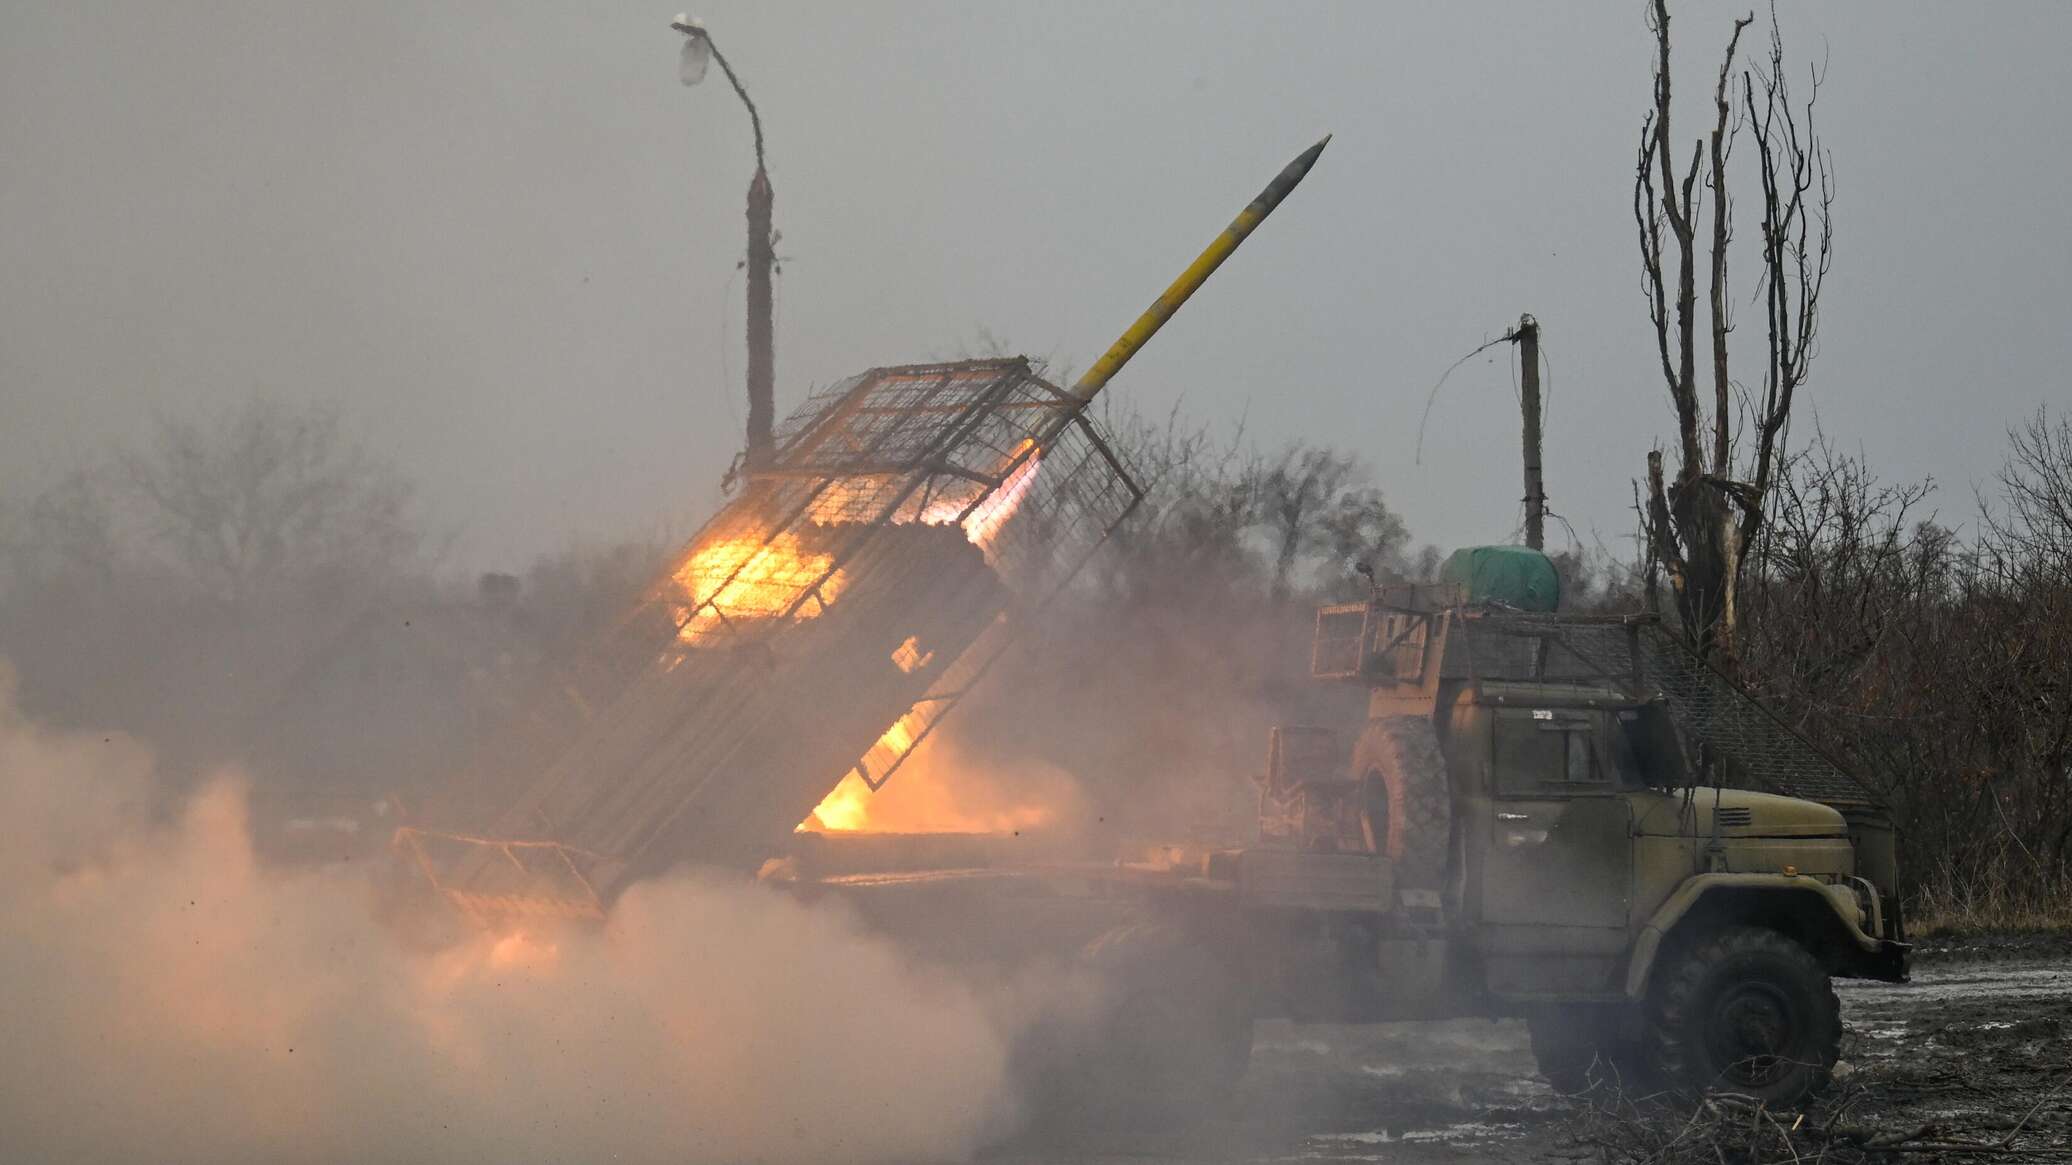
[669, 530, 847, 643]
[800, 727, 1084, 835]
[944, 439, 1042, 551]
[801, 439, 1046, 833]
[664, 431, 1052, 836]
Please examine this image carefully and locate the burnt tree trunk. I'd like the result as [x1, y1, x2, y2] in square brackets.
[1632, 1, 1829, 666]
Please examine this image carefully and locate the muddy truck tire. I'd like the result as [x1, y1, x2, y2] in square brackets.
[1358, 715, 1450, 885]
[1023, 921, 1254, 1132]
[1527, 1006, 1651, 1095]
[1645, 926, 1841, 1105]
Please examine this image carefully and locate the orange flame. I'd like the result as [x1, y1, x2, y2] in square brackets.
[669, 443, 1037, 647]
[670, 531, 846, 643]
[656, 438, 1050, 832]
[794, 442, 1050, 832]
[958, 441, 1041, 551]
[803, 774, 874, 832]
[800, 731, 1081, 835]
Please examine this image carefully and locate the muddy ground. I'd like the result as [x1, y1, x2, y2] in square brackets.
[993, 936, 2072, 1164]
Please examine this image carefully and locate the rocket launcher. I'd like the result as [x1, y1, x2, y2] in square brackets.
[395, 138, 1330, 924]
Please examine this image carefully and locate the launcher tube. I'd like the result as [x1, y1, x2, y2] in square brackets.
[1070, 134, 1331, 402]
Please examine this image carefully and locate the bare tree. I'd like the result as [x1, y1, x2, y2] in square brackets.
[124, 397, 422, 603]
[1091, 401, 1259, 603]
[1, 468, 121, 597]
[1988, 408, 2072, 581]
[1258, 446, 1353, 600]
[1635, 0, 1833, 664]
[1315, 485, 1409, 596]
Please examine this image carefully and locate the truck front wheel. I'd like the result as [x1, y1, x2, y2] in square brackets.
[1645, 926, 1840, 1104]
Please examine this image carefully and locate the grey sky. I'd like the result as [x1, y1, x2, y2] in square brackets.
[5, 2, 2069, 571]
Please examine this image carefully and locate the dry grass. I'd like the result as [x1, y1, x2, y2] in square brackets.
[1908, 856, 2072, 938]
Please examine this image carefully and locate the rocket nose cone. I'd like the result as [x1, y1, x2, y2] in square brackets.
[1290, 134, 1332, 176]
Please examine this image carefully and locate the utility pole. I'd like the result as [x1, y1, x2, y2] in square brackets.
[745, 167, 774, 470]
[1515, 313, 1545, 551]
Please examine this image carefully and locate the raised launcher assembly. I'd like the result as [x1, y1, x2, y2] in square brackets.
[395, 135, 1330, 925]
[398, 358, 1141, 922]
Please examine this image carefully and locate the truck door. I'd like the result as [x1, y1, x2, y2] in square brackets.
[1476, 707, 1633, 996]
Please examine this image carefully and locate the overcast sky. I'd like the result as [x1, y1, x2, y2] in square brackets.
[6, 2, 2069, 572]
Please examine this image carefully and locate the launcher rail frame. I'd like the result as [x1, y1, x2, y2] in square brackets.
[398, 358, 1143, 926]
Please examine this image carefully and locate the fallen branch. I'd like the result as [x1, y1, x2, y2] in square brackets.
[1562, 1080, 2069, 1165]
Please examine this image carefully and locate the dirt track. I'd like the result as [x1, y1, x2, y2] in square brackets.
[993, 938, 2072, 1163]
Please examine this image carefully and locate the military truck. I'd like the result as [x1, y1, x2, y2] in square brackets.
[1029, 556, 1907, 1120]
[381, 124, 1900, 1117]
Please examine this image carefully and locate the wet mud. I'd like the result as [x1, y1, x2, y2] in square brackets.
[992, 938, 2072, 1163]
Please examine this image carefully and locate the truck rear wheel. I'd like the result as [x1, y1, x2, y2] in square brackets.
[1034, 921, 1253, 1131]
[1528, 1006, 1648, 1095]
[1645, 926, 1840, 1105]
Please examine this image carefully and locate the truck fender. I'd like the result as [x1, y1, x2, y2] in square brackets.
[1623, 874, 1883, 998]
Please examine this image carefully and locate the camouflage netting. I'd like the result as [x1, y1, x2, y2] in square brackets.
[1451, 615, 1879, 809]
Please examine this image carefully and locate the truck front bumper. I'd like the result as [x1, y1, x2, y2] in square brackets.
[1853, 938, 1911, 983]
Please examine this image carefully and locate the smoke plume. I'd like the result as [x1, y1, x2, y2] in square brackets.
[0, 662, 1023, 1164]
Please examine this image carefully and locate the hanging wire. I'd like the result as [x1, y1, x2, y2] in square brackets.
[1415, 330, 1517, 465]
[1536, 332, 1555, 430]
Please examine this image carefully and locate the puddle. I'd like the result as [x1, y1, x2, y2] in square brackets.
[1842, 965, 2072, 1007]
[1308, 1120, 1528, 1147]
[1269, 1038, 1335, 1055]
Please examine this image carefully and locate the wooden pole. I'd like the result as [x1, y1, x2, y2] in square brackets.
[1518, 313, 1545, 550]
[745, 166, 774, 468]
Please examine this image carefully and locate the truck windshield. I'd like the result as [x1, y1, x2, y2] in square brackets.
[1611, 704, 1687, 788]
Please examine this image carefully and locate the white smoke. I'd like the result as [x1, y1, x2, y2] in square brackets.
[0, 663, 1026, 1164]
